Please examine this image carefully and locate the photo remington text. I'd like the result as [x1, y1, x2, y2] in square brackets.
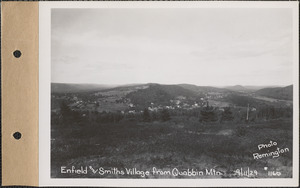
[253, 141, 289, 159]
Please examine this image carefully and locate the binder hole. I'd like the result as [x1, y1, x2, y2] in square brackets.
[13, 50, 22, 58]
[13, 132, 22, 140]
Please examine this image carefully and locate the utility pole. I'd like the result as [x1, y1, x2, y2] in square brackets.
[246, 103, 249, 121]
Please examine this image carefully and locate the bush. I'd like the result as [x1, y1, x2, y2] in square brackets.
[199, 107, 217, 122]
[143, 108, 151, 122]
[235, 126, 247, 137]
[221, 107, 234, 121]
[161, 109, 171, 121]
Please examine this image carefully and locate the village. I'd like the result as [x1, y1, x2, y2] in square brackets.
[51, 90, 234, 116]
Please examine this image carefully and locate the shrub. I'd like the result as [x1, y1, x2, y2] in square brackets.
[235, 126, 247, 137]
[161, 109, 171, 122]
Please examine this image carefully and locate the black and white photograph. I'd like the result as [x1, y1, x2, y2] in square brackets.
[47, 3, 298, 182]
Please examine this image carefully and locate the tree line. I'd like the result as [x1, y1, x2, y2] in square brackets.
[52, 101, 293, 127]
[52, 101, 171, 126]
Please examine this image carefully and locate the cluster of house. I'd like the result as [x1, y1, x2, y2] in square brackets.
[52, 91, 255, 116]
[69, 100, 85, 109]
[140, 97, 207, 113]
[205, 92, 227, 99]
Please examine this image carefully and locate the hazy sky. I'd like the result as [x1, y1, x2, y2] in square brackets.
[51, 8, 293, 86]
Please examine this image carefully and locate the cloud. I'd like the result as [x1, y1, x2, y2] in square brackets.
[51, 8, 294, 86]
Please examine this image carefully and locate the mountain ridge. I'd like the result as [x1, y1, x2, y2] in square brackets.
[51, 82, 293, 99]
[255, 85, 293, 100]
[51, 83, 115, 93]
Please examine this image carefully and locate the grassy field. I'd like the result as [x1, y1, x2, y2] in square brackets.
[51, 117, 293, 178]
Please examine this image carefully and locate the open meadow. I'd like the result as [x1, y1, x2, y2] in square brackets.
[51, 116, 293, 178]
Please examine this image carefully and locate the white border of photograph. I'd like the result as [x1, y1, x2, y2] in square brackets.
[39, 1, 299, 187]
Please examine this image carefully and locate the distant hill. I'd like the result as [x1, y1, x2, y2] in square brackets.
[255, 85, 293, 100]
[159, 84, 199, 97]
[223, 94, 260, 107]
[179, 84, 230, 93]
[126, 84, 199, 107]
[225, 85, 250, 92]
[100, 83, 149, 93]
[51, 83, 114, 93]
[243, 85, 282, 91]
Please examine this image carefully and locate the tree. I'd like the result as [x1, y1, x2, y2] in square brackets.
[60, 101, 71, 116]
[199, 106, 217, 122]
[143, 108, 151, 122]
[151, 111, 159, 121]
[94, 102, 100, 110]
[221, 107, 234, 122]
[161, 109, 171, 122]
[60, 101, 72, 124]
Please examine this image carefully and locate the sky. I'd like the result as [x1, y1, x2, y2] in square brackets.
[51, 8, 294, 86]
